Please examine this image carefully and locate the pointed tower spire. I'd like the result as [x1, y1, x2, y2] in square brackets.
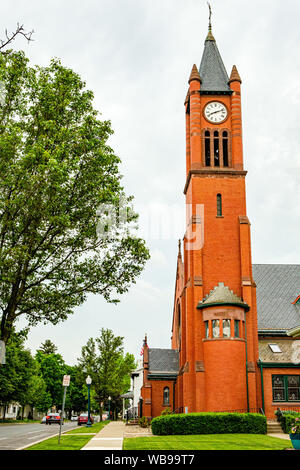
[206, 2, 215, 42]
[199, 4, 231, 93]
[229, 65, 242, 84]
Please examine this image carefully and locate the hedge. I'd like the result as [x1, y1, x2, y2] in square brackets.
[151, 412, 267, 435]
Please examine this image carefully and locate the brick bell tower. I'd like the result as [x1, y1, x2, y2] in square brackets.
[172, 14, 261, 413]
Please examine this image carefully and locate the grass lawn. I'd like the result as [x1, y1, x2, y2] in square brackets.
[123, 434, 293, 451]
[64, 420, 110, 435]
[25, 420, 110, 450]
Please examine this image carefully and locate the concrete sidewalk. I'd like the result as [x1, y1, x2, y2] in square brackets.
[81, 421, 125, 451]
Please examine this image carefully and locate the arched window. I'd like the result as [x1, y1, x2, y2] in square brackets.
[205, 131, 211, 166]
[203, 129, 231, 168]
[217, 194, 222, 217]
[214, 131, 220, 167]
[223, 131, 229, 167]
[163, 387, 170, 405]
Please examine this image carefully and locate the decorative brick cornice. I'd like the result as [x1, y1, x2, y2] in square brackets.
[247, 362, 257, 373]
[184, 169, 247, 194]
[239, 215, 250, 225]
[195, 361, 205, 372]
[194, 276, 203, 287]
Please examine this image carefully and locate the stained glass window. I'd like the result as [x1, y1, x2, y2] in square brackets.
[223, 319, 231, 338]
[272, 376, 285, 402]
[272, 376, 300, 403]
[163, 387, 170, 405]
[234, 320, 240, 338]
[212, 320, 220, 338]
[288, 376, 300, 402]
[205, 321, 209, 339]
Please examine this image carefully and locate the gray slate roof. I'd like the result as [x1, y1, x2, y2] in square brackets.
[199, 39, 231, 93]
[148, 348, 179, 374]
[198, 282, 249, 311]
[258, 339, 300, 363]
[253, 264, 300, 331]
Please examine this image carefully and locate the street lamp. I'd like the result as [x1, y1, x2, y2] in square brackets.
[86, 375, 92, 427]
[108, 396, 111, 421]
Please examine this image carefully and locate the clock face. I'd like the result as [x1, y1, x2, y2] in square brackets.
[204, 101, 228, 123]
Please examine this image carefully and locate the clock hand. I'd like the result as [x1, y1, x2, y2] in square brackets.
[208, 109, 223, 116]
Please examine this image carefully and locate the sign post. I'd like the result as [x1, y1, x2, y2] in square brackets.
[58, 375, 70, 444]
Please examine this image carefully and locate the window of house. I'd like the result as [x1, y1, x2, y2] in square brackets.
[205, 131, 211, 166]
[223, 319, 231, 338]
[214, 131, 220, 166]
[272, 376, 300, 402]
[223, 131, 229, 167]
[205, 321, 209, 339]
[234, 320, 240, 338]
[203, 129, 231, 168]
[217, 194, 222, 217]
[212, 320, 220, 338]
[269, 344, 282, 353]
[163, 387, 170, 405]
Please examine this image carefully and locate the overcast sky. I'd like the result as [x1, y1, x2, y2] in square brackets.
[2, 0, 300, 366]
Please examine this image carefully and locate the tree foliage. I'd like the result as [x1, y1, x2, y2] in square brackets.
[37, 339, 58, 355]
[0, 330, 36, 416]
[78, 328, 136, 418]
[0, 51, 149, 343]
[35, 350, 66, 409]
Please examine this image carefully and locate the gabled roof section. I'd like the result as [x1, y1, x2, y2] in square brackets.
[148, 349, 179, 374]
[253, 264, 300, 332]
[259, 339, 300, 364]
[199, 34, 232, 94]
[197, 283, 250, 311]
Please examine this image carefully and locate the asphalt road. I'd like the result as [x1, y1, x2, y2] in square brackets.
[0, 421, 78, 450]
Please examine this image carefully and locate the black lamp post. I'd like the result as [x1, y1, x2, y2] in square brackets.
[86, 375, 92, 427]
[108, 396, 111, 420]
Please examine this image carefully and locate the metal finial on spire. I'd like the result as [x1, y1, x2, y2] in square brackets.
[207, 2, 212, 31]
[206, 2, 215, 42]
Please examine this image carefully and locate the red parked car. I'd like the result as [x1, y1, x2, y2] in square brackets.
[77, 413, 94, 426]
[46, 413, 63, 425]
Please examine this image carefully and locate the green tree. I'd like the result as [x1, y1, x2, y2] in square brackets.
[78, 329, 136, 420]
[0, 50, 149, 344]
[37, 340, 58, 355]
[35, 350, 66, 410]
[26, 373, 52, 415]
[0, 329, 36, 419]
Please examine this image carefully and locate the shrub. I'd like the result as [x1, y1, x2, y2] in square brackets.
[275, 410, 300, 434]
[139, 417, 149, 428]
[285, 415, 300, 434]
[161, 408, 172, 416]
[151, 412, 267, 436]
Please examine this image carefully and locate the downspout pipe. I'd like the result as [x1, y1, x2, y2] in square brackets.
[244, 318, 250, 413]
[258, 360, 265, 415]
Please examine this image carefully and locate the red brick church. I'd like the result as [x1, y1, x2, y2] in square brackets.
[140, 19, 300, 421]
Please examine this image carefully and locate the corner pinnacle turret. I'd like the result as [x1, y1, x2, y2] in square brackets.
[229, 65, 242, 84]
